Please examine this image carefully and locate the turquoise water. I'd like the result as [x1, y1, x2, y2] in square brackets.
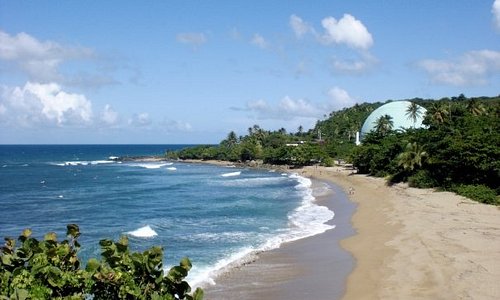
[0, 145, 334, 286]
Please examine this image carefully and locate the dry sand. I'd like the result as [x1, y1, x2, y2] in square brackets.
[198, 162, 500, 299]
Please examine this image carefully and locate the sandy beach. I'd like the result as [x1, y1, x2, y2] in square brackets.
[202, 163, 500, 299]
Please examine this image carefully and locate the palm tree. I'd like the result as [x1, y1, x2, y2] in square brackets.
[397, 142, 428, 171]
[406, 102, 423, 127]
[466, 99, 486, 116]
[297, 125, 303, 136]
[426, 103, 449, 125]
[375, 114, 394, 135]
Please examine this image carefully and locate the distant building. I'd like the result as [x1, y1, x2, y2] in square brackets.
[359, 100, 427, 141]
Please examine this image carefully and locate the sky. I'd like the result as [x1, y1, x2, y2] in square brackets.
[0, 0, 499, 144]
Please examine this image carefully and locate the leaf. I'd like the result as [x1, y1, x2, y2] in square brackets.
[3, 237, 15, 252]
[116, 236, 129, 252]
[193, 287, 204, 300]
[21, 229, 32, 238]
[44, 232, 57, 242]
[168, 266, 187, 281]
[179, 257, 192, 271]
[66, 224, 80, 238]
[14, 288, 29, 300]
[1, 254, 12, 266]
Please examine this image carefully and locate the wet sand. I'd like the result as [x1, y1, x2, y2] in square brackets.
[204, 180, 356, 300]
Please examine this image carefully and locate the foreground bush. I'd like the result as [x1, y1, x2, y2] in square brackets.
[0, 224, 203, 300]
[451, 184, 499, 205]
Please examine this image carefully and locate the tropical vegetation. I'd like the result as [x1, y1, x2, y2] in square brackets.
[167, 94, 499, 205]
[0, 224, 203, 300]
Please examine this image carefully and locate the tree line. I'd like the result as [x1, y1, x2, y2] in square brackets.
[168, 94, 499, 204]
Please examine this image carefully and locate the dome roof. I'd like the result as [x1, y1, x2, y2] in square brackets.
[360, 101, 427, 139]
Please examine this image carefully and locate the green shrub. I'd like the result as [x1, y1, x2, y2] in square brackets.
[408, 170, 437, 188]
[452, 184, 499, 205]
[0, 224, 204, 300]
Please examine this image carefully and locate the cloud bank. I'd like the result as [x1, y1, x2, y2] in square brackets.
[236, 87, 356, 121]
[418, 50, 500, 86]
[0, 82, 92, 127]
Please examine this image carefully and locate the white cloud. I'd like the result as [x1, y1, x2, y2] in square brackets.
[418, 50, 500, 86]
[176, 32, 207, 47]
[100, 104, 120, 126]
[0, 82, 92, 127]
[128, 113, 152, 127]
[243, 96, 321, 120]
[331, 52, 377, 74]
[493, 0, 500, 30]
[251, 34, 268, 49]
[0, 30, 94, 82]
[320, 14, 373, 50]
[326, 87, 357, 110]
[290, 14, 313, 38]
[160, 119, 192, 133]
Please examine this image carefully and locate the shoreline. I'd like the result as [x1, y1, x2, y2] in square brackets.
[186, 160, 500, 299]
[203, 177, 356, 299]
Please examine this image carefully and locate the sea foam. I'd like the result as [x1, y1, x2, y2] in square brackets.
[128, 225, 158, 238]
[131, 163, 171, 169]
[53, 160, 115, 166]
[189, 173, 335, 288]
[221, 171, 241, 177]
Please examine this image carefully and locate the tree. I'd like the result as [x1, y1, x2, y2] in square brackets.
[406, 102, 423, 127]
[221, 131, 238, 147]
[397, 142, 427, 171]
[466, 99, 486, 116]
[426, 102, 449, 125]
[375, 114, 394, 136]
[297, 125, 303, 136]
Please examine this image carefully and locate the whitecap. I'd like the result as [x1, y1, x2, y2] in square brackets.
[166, 167, 177, 171]
[53, 160, 115, 166]
[131, 163, 170, 169]
[221, 171, 241, 177]
[128, 225, 158, 238]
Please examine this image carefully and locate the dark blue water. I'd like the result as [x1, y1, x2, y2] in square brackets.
[0, 145, 334, 286]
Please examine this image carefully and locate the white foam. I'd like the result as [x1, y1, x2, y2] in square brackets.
[221, 171, 241, 177]
[131, 163, 170, 169]
[166, 167, 177, 171]
[187, 246, 256, 288]
[189, 173, 336, 289]
[53, 160, 115, 166]
[128, 225, 158, 238]
[108, 156, 119, 160]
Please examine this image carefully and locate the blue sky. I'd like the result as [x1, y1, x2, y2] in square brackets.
[1, 0, 499, 144]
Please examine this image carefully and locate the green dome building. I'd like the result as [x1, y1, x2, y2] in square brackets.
[359, 101, 427, 142]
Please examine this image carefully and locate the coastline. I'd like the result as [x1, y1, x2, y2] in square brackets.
[189, 160, 500, 299]
[204, 178, 356, 300]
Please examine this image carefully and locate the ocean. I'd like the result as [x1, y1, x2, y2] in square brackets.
[0, 144, 335, 286]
